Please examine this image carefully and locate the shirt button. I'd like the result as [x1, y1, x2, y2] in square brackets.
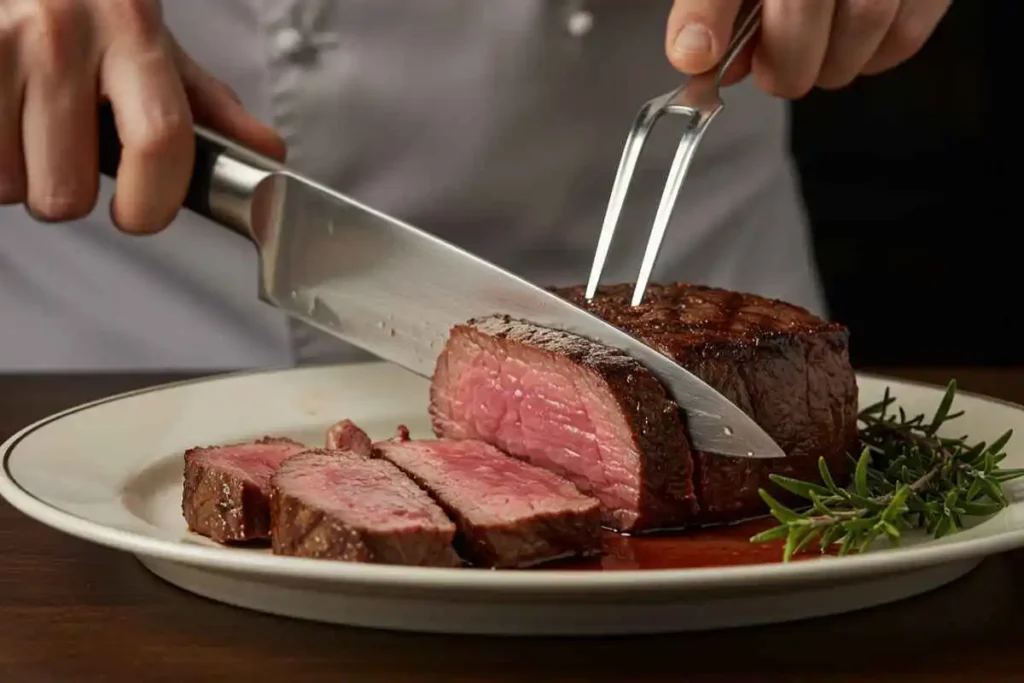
[566, 10, 594, 37]
[273, 27, 306, 59]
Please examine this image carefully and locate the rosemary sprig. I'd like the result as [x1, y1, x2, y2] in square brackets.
[751, 380, 1024, 561]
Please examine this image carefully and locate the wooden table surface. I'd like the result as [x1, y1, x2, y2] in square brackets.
[1, 368, 1023, 683]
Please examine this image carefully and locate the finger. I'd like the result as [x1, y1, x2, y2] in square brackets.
[817, 0, 900, 89]
[0, 27, 26, 205]
[752, 0, 836, 99]
[666, 0, 744, 74]
[100, 35, 193, 234]
[861, 0, 950, 75]
[19, 3, 100, 221]
[172, 42, 287, 162]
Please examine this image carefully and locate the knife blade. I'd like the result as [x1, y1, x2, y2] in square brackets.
[96, 104, 784, 459]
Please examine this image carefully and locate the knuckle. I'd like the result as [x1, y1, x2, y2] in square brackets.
[134, 111, 190, 158]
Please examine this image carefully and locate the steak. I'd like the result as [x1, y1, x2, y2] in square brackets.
[182, 436, 308, 543]
[376, 430, 603, 568]
[269, 449, 462, 566]
[429, 282, 859, 531]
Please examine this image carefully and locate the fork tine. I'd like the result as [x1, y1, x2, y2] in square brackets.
[584, 99, 666, 300]
[630, 113, 720, 306]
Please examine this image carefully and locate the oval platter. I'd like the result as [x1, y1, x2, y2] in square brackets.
[2, 363, 1023, 636]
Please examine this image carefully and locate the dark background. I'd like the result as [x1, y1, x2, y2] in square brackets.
[790, 0, 1018, 368]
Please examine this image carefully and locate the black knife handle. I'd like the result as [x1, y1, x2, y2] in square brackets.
[97, 101, 225, 222]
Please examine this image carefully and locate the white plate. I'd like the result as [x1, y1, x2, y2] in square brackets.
[3, 363, 1024, 636]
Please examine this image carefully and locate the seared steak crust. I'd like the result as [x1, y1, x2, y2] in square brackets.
[554, 282, 859, 522]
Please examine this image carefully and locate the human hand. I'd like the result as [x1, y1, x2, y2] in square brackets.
[664, 0, 952, 98]
[0, 0, 286, 234]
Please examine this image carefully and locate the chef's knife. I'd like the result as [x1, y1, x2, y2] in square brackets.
[95, 103, 784, 459]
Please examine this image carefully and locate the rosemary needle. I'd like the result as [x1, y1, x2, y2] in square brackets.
[750, 380, 1024, 562]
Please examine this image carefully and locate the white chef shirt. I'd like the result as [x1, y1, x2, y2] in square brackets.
[0, 0, 826, 371]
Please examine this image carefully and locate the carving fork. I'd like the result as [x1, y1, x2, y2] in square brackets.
[585, 0, 763, 306]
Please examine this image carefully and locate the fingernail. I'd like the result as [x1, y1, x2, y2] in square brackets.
[672, 23, 712, 57]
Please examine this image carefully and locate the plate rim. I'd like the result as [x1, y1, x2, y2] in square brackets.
[2, 363, 1023, 594]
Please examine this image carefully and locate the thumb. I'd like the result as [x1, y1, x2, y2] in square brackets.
[171, 42, 288, 162]
[666, 0, 745, 74]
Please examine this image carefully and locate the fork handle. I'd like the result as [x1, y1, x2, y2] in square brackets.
[716, 0, 763, 85]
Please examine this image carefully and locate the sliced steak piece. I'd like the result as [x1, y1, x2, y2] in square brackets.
[325, 419, 374, 456]
[269, 449, 462, 566]
[430, 282, 860, 531]
[376, 437, 603, 568]
[182, 436, 307, 543]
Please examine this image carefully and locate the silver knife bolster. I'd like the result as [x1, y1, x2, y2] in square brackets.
[191, 122, 283, 240]
[207, 154, 274, 238]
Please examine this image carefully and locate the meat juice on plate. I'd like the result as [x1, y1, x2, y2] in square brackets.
[547, 519, 834, 571]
